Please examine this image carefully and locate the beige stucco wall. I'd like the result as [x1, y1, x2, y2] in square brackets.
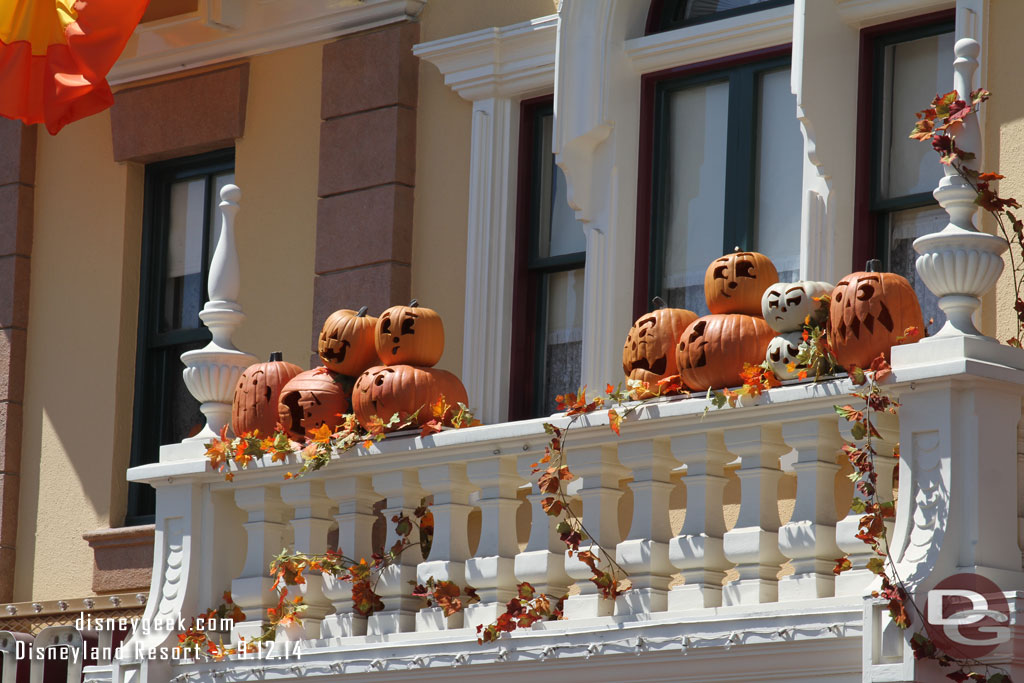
[987, 1, 1024, 344]
[412, 0, 558, 377]
[15, 42, 321, 602]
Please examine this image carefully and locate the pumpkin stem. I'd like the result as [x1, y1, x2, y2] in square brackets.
[865, 258, 882, 273]
[409, 298, 419, 307]
[651, 296, 666, 310]
[733, 246, 740, 252]
[356, 306, 368, 317]
[269, 351, 283, 362]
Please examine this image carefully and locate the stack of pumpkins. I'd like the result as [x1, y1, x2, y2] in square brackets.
[760, 280, 832, 379]
[230, 301, 469, 441]
[352, 300, 468, 432]
[623, 250, 781, 392]
[623, 251, 926, 393]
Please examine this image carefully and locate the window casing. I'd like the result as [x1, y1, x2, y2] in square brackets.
[855, 13, 955, 331]
[637, 47, 803, 317]
[127, 149, 235, 524]
[509, 98, 587, 420]
[647, 0, 793, 34]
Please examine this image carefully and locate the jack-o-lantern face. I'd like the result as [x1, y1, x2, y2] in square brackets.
[676, 314, 775, 391]
[352, 364, 468, 432]
[276, 369, 351, 440]
[232, 353, 303, 436]
[375, 300, 445, 367]
[827, 269, 923, 368]
[765, 332, 805, 380]
[622, 303, 697, 394]
[761, 281, 833, 333]
[318, 306, 378, 377]
[705, 251, 779, 315]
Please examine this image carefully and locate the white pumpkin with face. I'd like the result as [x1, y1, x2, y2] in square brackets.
[760, 280, 833, 333]
[765, 331, 806, 380]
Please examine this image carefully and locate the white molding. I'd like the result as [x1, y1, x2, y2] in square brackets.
[109, 0, 425, 86]
[415, 16, 557, 424]
[623, 4, 794, 75]
[834, 0, 954, 28]
[413, 15, 558, 100]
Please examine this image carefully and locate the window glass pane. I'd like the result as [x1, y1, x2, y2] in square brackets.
[542, 268, 584, 415]
[754, 67, 802, 280]
[683, 0, 778, 21]
[882, 32, 954, 199]
[538, 115, 586, 258]
[163, 178, 207, 331]
[886, 204, 946, 332]
[662, 80, 730, 315]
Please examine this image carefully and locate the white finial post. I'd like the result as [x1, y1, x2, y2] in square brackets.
[912, 38, 1006, 338]
[180, 184, 257, 442]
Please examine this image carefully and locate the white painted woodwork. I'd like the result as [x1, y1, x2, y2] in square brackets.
[179, 184, 257, 443]
[322, 476, 377, 638]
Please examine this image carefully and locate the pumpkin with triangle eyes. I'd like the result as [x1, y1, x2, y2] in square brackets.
[622, 297, 697, 395]
[375, 300, 445, 367]
[352, 365, 468, 432]
[761, 281, 833, 333]
[232, 352, 303, 436]
[276, 369, 351, 440]
[827, 266, 923, 369]
[318, 306, 378, 377]
[705, 251, 779, 315]
[676, 314, 775, 391]
[765, 332, 806, 380]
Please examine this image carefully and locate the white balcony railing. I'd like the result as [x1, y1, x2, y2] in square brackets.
[64, 337, 1022, 683]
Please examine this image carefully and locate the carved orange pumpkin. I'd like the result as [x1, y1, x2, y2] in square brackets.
[231, 352, 303, 436]
[352, 365, 469, 432]
[622, 297, 697, 395]
[828, 262, 923, 369]
[676, 314, 776, 391]
[705, 251, 779, 315]
[276, 368, 351, 440]
[375, 300, 445, 367]
[318, 306, 378, 377]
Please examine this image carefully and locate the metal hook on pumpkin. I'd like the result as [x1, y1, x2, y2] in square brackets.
[651, 296, 666, 310]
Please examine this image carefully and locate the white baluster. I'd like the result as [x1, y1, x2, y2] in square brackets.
[322, 476, 378, 638]
[722, 426, 788, 605]
[1018, 415, 1024, 569]
[367, 470, 424, 635]
[562, 445, 627, 619]
[835, 412, 898, 596]
[180, 184, 257, 442]
[231, 487, 287, 640]
[416, 464, 475, 631]
[778, 418, 843, 600]
[614, 438, 674, 616]
[465, 457, 522, 632]
[667, 432, 733, 610]
[514, 453, 571, 598]
[280, 481, 333, 639]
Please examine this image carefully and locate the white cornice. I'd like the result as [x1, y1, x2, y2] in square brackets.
[624, 4, 793, 75]
[413, 15, 557, 101]
[834, 0, 954, 28]
[109, 0, 425, 86]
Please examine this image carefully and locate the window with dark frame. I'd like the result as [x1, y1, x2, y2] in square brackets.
[126, 149, 235, 524]
[854, 13, 954, 333]
[635, 48, 803, 319]
[646, 0, 793, 35]
[508, 98, 587, 421]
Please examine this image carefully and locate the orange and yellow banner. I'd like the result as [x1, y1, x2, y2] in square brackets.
[0, 0, 149, 134]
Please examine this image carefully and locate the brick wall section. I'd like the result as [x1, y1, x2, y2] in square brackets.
[0, 119, 36, 602]
[314, 23, 418, 342]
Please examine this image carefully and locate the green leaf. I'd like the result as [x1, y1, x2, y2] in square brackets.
[850, 498, 867, 514]
[866, 557, 886, 575]
[851, 421, 868, 440]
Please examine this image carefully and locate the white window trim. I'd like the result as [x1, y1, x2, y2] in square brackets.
[419, 0, 987, 419]
[415, 16, 558, 424]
